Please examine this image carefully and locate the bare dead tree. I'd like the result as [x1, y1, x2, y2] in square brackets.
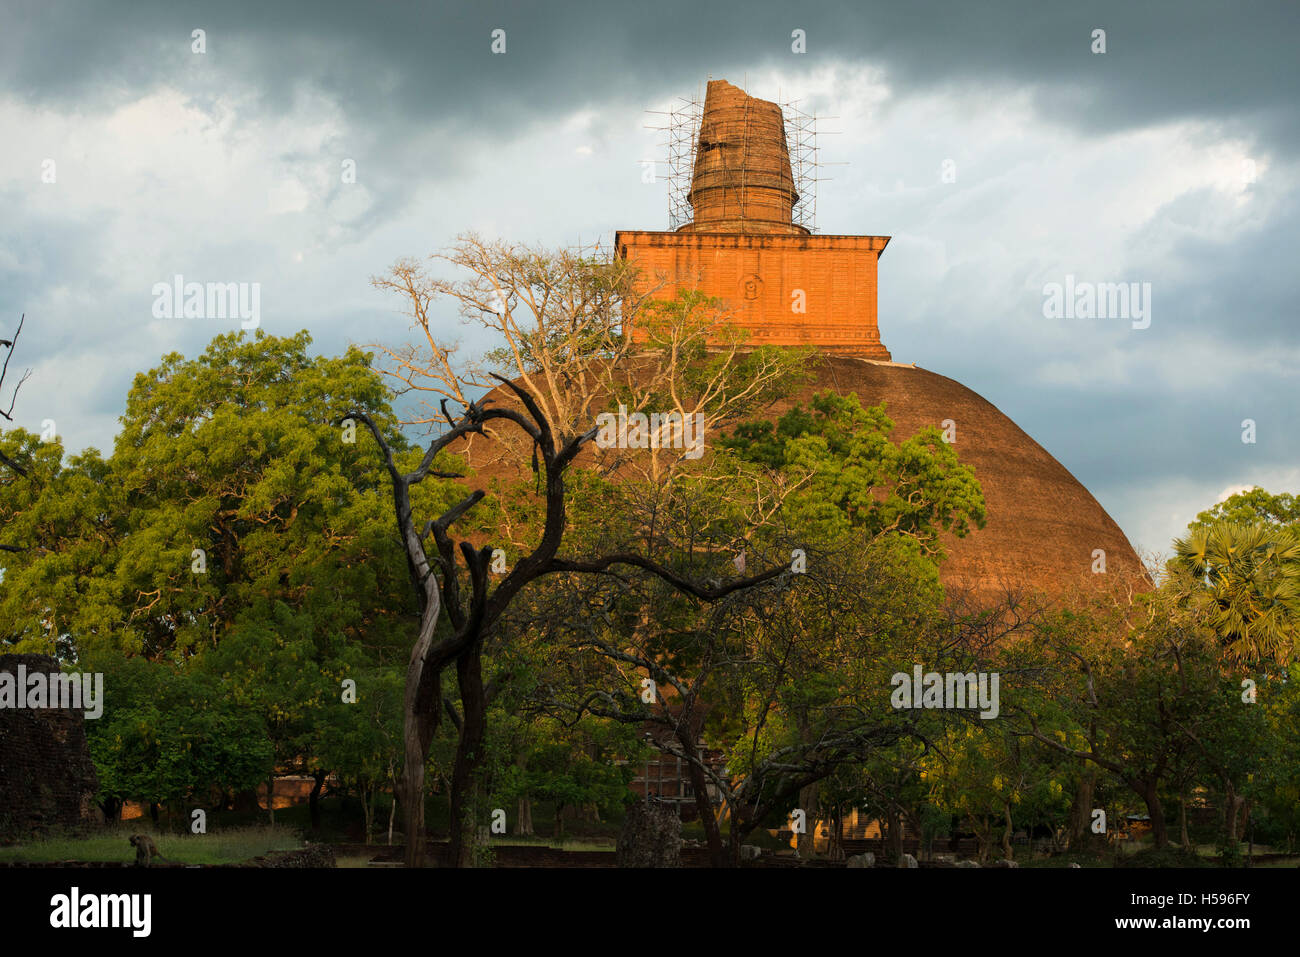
[368, 235, 810, 484]
[0, 313, 34, 554]
[0, 313, 32, 479]
[342, 375, 790, 867]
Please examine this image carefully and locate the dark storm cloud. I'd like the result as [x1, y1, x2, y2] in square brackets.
[7, 0, 1295, 269]
[1148, 190, 1300, 348]
[1, 0, 1296, 554]
[890, 305, 1298, 555]
[3, 0, 1297, 149]
[897, 232, 1300, 490]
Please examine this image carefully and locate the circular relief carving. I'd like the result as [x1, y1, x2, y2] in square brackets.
[740, 273, 763, 301]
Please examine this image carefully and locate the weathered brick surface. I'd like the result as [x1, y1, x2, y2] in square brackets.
[680, 79, 804, 236]
[0, 654, 100, 841]
[460, 354, 1145, 604]
[770, 356, 1147, 600]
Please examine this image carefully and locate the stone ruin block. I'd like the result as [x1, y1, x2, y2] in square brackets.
[616, 800, 682, 868]
[0, 654, 100, 841]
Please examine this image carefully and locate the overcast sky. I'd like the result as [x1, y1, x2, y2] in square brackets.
[2, 0, 1297, 556]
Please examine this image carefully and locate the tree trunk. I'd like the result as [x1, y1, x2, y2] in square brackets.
[727, 811, 755, 867]
[1223, 781, 1245, 845]
[885, 806, 904, 862]
[308, 768, 327, 833]
[1067, 770, 1096, 850]
[903, 807, 924, 862]
[1246, 801, 1254, 864]
[1001, 802, 1014, 861]
[399, 633, 441, 867]
[1178, 786, 1190, 849]
[265, 776, 274, 826]
[1138, 781, 1168, 848]
[797, 781, 819, 859]
[397, 539, 453, 869]
[829, 804, 844, 861]
[399, 711, 433, 866]
[361, 786, 374, 845]
[678, 730, 727, 867]
[514, 750, 534, 836]
[975, 815, 991, 863]
[516, 796, 534, 836]
[447, 645, 488, 868]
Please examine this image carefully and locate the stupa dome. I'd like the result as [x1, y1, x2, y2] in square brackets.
[776, 355, 1145, 601]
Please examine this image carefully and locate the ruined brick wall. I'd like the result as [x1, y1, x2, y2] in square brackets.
[244, 844, 337, 868]
[0, 654, 100, 840]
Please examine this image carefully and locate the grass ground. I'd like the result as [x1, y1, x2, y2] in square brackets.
[0, 825, 302, 865]
[4, 796, 1293, 866]
[485, 835, 614, 851]
[1019, 836, 1300, 868]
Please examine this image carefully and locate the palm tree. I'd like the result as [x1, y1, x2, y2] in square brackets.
[1172, 521, 1300, 665]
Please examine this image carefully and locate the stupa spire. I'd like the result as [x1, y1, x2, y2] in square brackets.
[679, 80, 807, 236]
[616, 77, 892, 362]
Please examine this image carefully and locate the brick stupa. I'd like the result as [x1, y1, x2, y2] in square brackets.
[459, 81, 1144, 602]
[616, 79, 891, 360]
[608, 79, 1145, 601]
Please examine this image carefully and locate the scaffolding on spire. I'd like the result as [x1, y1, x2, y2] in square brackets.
[645, 82, 827, 233]
[782, 98, 822, 233]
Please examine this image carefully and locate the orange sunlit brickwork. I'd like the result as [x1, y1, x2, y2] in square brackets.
[615, 230, 891, 359]
[617, 79, 892, 360]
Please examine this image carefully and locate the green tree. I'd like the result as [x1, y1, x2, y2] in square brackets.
[495, 717, 638, 840]
[1173, 521, 1300, 665]
[1192, 488, 1300, 531]
[720, 389, 986, 552]
[1007, 583, 1266, 850]
[355, 239, 805, 867]
[318, 665, 405, 843]
[85, 654, 272, 819]
[1, 330, 423, 828]
[1, 329, 416, 662]
[927, 723, 1071, 863]
[531, 383, 988, 865]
